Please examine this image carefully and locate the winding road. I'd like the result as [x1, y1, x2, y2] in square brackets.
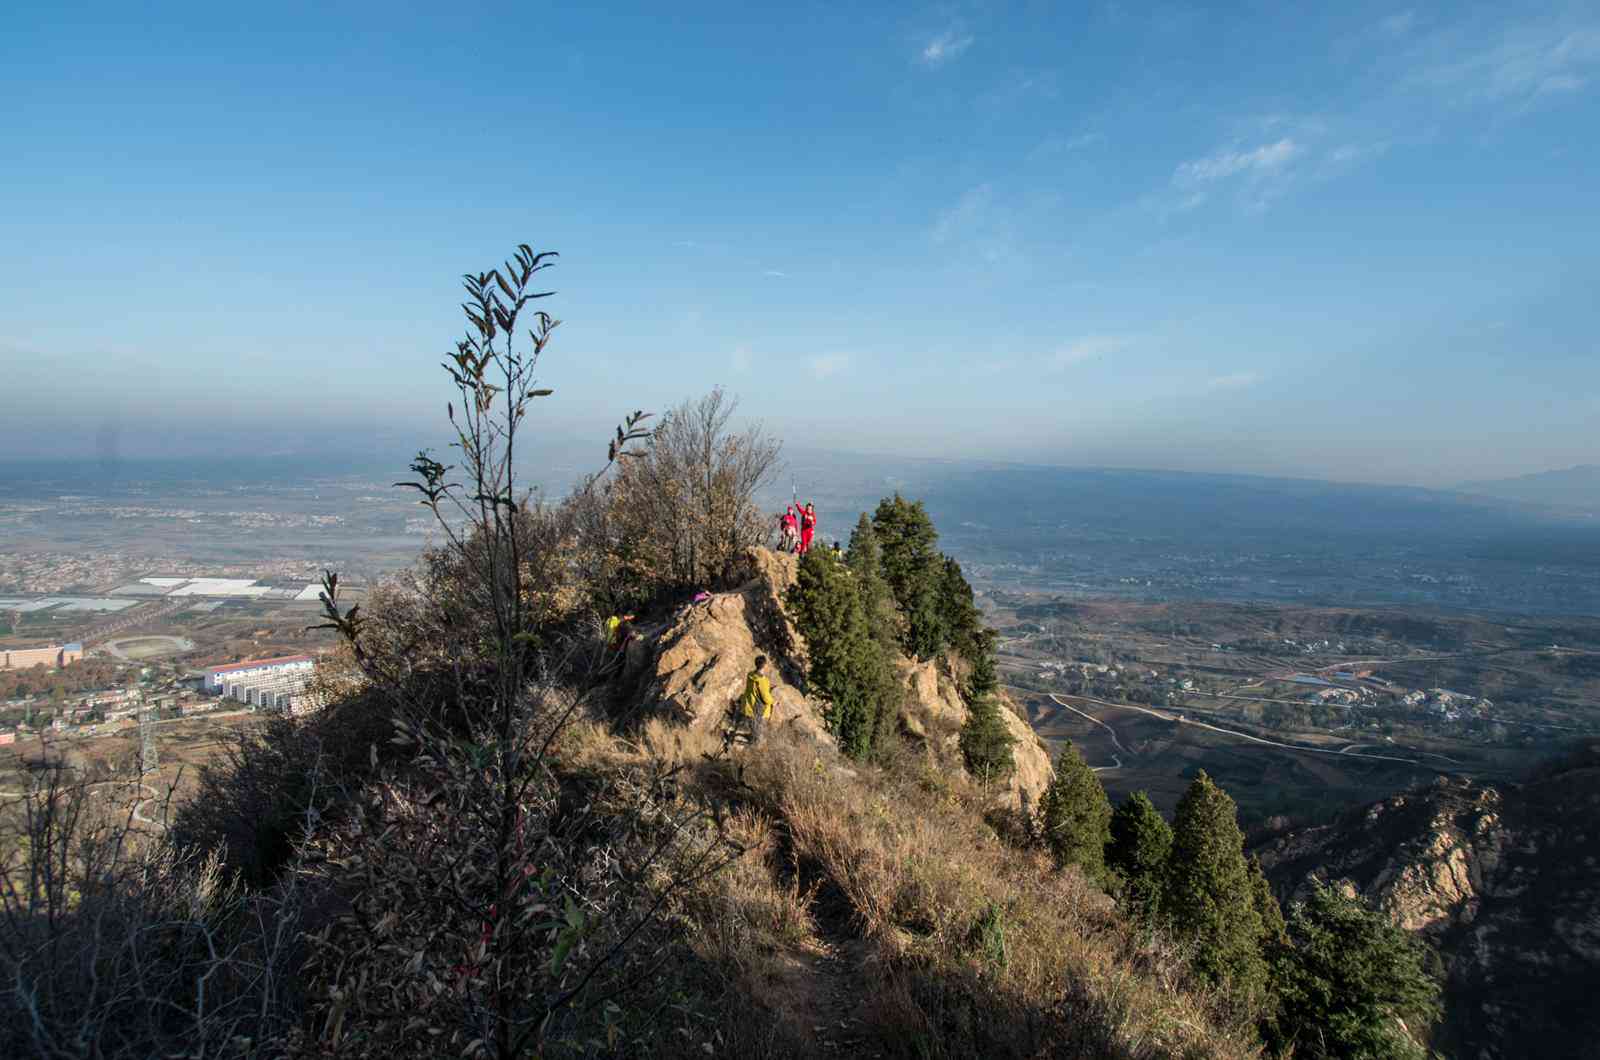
[1047, 693, 1455, 772]
[1045, 694, 1126, 771]
[0, 778, 168, 828]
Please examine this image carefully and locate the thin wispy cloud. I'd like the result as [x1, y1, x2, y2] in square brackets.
[931, 183, 992, 244]
[1379, 10, 1416, 38]
[929, 183, 1020, 265]
[920, 30, 973, 66]
[808, 353, 850, 380]
[1174, 138, 1301, 184]
[1207, 371, 1264, 391]
[1163, 137, 1315, 214]
[1410, 22, 1600, 105]
[1047, 335, 1132, 372]
[762, 269, 788, 278]
[1030, 130, 1103, 159]
[1327, 142, 1383, 164]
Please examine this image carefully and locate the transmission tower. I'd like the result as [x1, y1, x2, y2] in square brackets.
[139, 704, 158, 775]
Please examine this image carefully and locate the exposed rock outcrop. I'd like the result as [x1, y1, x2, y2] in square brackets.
[621, 547, 1053, 805]
[1255, 743, 1600, 1060]
[621, 547, 834, 745]
[897, 656, 1053, 808]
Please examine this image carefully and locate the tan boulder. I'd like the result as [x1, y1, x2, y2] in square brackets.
[625, 547, 834, 747]
[900, 656, 1053, 809]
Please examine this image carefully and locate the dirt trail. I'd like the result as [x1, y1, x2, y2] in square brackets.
[736, 777, 881, 1058]
[762, 849, 880, 1055]
[796, 921, 875, 1054]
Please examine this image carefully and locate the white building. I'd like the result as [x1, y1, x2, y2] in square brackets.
[204, 655, 314, 694]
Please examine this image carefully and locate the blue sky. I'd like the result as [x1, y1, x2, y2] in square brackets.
[2, 1, 1596, 485]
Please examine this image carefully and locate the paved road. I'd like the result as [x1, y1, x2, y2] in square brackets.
[1038, 693, 1124, 771]
[1053, 693, 1453, 772]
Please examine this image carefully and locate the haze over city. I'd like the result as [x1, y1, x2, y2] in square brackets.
[3, 1, 1597, 485]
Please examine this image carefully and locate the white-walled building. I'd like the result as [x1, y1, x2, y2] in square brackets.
[205, 655, 314, 694]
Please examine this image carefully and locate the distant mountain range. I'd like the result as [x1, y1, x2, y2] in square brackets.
[1458, 465, 1600, 513]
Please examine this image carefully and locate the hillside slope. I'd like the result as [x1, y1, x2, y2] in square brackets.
[1254, 744, 1600, 1059]
[552, 548, 1258, 1057]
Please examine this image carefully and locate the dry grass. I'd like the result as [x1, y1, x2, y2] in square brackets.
[557, 713, 1260, 1059]
[740, 730, 1255, 1059]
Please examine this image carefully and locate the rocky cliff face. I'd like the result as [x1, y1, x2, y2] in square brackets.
[621, 547, 1053, 805]
[893, 654, 1052, 809]
[619, 547, 831, 744]
[1255, 743, 1600, 1059]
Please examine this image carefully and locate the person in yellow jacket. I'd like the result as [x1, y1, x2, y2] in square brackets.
[737, 655, 775, 744]
[605, 614, 635, 652]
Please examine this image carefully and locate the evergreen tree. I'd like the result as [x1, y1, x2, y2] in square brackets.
[846, 512, 882, 580]
[936, 556, 982, 661]
[1272, 883, 1439, 1060]
[965, 630, 1000, 701]
[959, 689, 1015, 786]
[1036, 741, 1112, 882]
[1105, 791, 1172, 922]
[1162, 771, 1270, 1008]
[847, 513, 899, 644]
[1249, 854, 1288, 950]
[785, 549, 895, 759]
[1249, 854, 1291, 1046]
[870, 494, 939, 603]
[871, 495, 947, 659]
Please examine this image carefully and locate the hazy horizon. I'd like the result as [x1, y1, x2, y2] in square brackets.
[3, 2, 1596, 485]
[0, 442, 1595, 503]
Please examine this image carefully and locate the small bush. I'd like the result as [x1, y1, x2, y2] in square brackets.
[0, 766, 305, 1058]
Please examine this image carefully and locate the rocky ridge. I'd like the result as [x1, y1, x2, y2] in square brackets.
[1255, 743, 1600, 1059]
[619, 546, 1053, 807]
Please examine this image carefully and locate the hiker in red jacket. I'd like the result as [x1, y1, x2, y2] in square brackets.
[779, 506, 799, 553]
[797, 502, 817, 555]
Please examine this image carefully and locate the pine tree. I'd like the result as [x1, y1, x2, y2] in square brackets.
[1105, 791, 1172, 922]
[937, 556, 982, 661]
[871, 495, 947, 659]
[1036, 741, 1112, 882]
[965, 631, 1000, 700]
[1162, 771, 1270, 1008]
[1272, 883, 1439, 1060]
[1249, 854, 1288, 951]
[786, 549, 895, 759]
[1249, 853, 1290, 1045]
[846, 511, 881, 579]
[847, 513, 899, 646]
[871, 494, 939, 603]
[959, 689, 1015, 786]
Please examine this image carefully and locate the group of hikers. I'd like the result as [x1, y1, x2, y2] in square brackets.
[777, 501, 817, 555]
[777, 500, 844, 559]
[601, 502, 855, 750]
